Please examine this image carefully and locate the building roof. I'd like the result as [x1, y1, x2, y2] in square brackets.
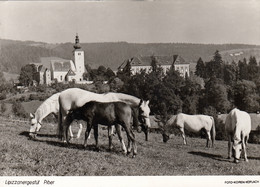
[40, 57, 70, 69]
[120, 55, 189, 69]
[38, 65, 48, 73]
[50, 60, 76, 72]
[66, 69, 76, 76]
[173, 55, 188, 65]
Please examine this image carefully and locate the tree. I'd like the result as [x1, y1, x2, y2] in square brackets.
[19, 64, 36, 86]
[195, 57, 206, 78]
[117, 59, 132, 82]
[203, 77, 231, 113]
[205, 50, 224, 79]
[223, 61, 238, 85]
[109, 77, 124, 92]
[105, 68, 116, 80]
[238, 58, 248, 80]
[151, 55, 158, 72]
[247, 56, 258, 81]
[233, 80, 260, 112]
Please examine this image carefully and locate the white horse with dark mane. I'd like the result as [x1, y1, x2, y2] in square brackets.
[29, 92, 82, 139]
[58, 88, 151, 143]
[161, 113, 216, 148]
[225, 108, 251, 163]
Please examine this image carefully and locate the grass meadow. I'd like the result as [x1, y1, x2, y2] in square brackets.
[0, 117, 260, 176]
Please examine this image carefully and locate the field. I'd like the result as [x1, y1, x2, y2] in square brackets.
[0, 116, 260, 176]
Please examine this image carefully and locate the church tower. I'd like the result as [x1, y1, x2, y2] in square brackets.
[73, 33, 85, 81]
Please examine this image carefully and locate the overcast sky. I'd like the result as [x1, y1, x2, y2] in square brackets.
[0, 0, 260, 45]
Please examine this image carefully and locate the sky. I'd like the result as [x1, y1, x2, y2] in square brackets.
[0, 0, 260, 45]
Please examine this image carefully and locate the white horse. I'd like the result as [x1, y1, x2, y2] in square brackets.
[225, 108, 251, 163]
[161, 113, 216, 148]
[58, 88, 151, 143]
[29, 92, 83, 139]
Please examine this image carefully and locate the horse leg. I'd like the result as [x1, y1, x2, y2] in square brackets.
[62, 117, 70, 143]
[108, 125, 113, 151]
[242, 136, 248, 162]
[76, 123, 83, 139]
[123, 125, 137, 157]
[179, 128, 187, 145]
[227, 134, 232, 159]
[115, 124, 127, 154]
[206, 130, 211, 148]
[69, 125, 74, 139]
[84, 122, 93, 148]
[93, 124, 99, 151]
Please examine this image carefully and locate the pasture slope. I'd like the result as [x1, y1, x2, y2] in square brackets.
[0, 116, 260, 176]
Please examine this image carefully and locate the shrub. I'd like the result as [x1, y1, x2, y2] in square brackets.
[215, 119, 227, 141]
[1, 103, 7, 113]
[0, 92, 6, 100]
[12, 102, 27, 118]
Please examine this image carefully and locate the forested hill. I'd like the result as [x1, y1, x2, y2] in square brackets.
[1, 39, 260, 74]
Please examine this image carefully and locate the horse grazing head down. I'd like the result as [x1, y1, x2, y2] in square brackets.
[29, 113, 41, 139]
[138, 100, 151, 128]
[232, 140, 243, 163]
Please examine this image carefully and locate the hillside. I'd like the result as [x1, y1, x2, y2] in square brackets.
[1, 39, 260, 74]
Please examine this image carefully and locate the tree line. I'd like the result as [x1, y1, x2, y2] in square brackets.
[117, 51, 260, 118]
[5, 50, 260, 118]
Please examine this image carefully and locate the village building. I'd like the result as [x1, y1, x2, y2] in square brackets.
[32, 34, 86, 85]
[118, 55, 190, 77]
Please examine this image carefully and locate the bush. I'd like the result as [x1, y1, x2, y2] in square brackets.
[249, 131, 260, 144]
[12, 102, 27, 118]
[0, 92, 6, 100]
[1, 103, 7, 113]
[215, 119, 227, 141]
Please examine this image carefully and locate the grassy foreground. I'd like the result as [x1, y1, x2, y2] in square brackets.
[0, 117, 260, 176]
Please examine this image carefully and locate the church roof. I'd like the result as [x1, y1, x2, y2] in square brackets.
[50, 60, 76, 72]
[40, 57, 69, 69]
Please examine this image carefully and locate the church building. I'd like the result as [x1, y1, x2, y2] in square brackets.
[33, 34, 86, 85]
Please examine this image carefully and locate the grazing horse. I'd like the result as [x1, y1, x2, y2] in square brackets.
[58, 88, 150, 142]
[29, 92, 83, 139]
[225, 108, 251, 163]
[66, 101, 142, 157]
[161, 113, 216, 148]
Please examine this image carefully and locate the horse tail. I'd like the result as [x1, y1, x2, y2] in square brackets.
[210, 116, 216, 147]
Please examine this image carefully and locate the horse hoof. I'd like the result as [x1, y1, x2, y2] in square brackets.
[234, 159, 240, 164]
[132, 154, 137, 158]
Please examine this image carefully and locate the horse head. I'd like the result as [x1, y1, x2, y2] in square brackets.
[232, 140, 242, 163]
[138, 100, 151, 128]
[29, 113, 42, 139]
[154, 115, 171, 143]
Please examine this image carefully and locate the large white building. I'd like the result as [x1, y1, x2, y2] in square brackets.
[33, 34, 86, 85]
[118, 55, 190, 78]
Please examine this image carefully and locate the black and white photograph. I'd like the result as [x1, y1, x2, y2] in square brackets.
[0, 0, 260, 186]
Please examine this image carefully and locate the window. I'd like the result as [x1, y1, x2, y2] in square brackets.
[60, 76, 62, 81]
